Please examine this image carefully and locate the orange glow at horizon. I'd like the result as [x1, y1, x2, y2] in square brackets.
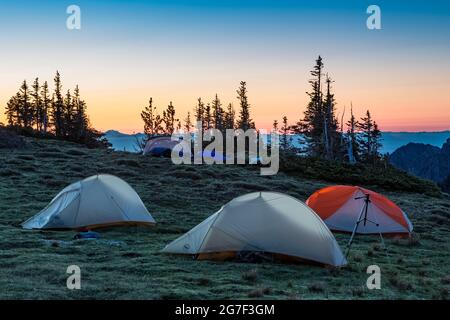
[0, 47, 449, 134]
[1, 77, 450, 134]
[65, 71, 450, 134]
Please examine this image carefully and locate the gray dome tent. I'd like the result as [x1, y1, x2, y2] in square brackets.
[22, 174, 155, 230]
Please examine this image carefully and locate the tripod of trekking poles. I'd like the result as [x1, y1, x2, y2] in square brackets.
[345, 193, 389, 261]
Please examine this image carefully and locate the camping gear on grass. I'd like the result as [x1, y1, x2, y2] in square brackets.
[196, 149, 227, 162]
[306, 185, 413, 235]
[162, 192, 347, 267]
[74, 231, 100, 240]
[22, 174, 155, 230]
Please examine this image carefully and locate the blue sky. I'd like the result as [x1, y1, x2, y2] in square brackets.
[0, 0, 449, 132]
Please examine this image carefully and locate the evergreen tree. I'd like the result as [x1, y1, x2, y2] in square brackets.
[5, 94, 20, 126]
[212, 94, 224, 131]
[51, 93, 55, 130]
[323, 75, 340, 159]
[281, 116, 290, 150]
[204, 103, 212, 130]
[272, 119, 279, 133]
[31, 78, 43, 132]
[357, 110, 382, 164]
[184, 111, 192, 133]
[346, 105, 359, 162]
[141, 97, 163, 138]
[40, 81, 50, 133]
[357, 110, 373, 159]
[371, 121, 382, 160]
[63, 89, 73, 138]
[18, 80, 33, 129]
[293, 56, 343, 159]
[4, 97, 14, 126]
[52, 71, 64, 138]
[162, 101, 178, 135]
[294, 56, 325, 156]
[194, 97, 205, 134]
[224, 103, 235, 129]
[72, 85, 89, 141]
[236, 81, 254, 130]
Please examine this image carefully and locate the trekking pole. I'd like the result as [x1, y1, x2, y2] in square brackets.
[345, 203, 365, 258]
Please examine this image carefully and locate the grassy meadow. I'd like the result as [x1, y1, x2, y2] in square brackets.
[0, 138, 449, 299]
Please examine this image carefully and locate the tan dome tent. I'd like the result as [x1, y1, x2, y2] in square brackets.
[162, 192, 346, 267]
[22, 174, 155, 230]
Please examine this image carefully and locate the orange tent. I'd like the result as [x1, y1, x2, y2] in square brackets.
[306, 185, 413, 235]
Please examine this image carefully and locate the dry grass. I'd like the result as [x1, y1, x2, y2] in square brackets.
[0, 137, 449, 299]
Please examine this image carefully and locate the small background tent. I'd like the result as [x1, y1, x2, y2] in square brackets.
[22, 174, 155, 230]
[162, 192, 346, 267]
[143, 136, 184, 157]
[306, 185, 413, 235]
[196, 149, 227, 163]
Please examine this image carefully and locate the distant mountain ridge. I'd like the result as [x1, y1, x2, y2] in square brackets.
[381, 131, 450, 155]
[104, 130, 145, 152]
[390, 138, 450, 184]
[104, 130, 131, 138]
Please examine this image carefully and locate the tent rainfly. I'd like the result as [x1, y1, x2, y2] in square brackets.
[162, 192, 347, 267]
[22, 174, 155, 230]
[143, 136, 181, 157]
[306, 185, 413, 235]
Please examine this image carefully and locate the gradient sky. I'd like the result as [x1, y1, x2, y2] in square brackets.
[1, 0, 449, 133]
